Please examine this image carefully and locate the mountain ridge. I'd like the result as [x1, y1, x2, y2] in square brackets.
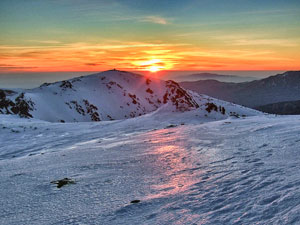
[0, 70, 259, 122]
[180, 71, 300, 109]
[256, 100, 300, 115]
[174, 72, 258, 83]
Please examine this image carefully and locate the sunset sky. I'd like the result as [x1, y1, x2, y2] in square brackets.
[1, 0, 300, 73]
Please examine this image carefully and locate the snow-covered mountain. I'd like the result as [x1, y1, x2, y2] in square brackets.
[0, 70, 259, 122]
[256, 100, 300, 115]
[180, 71, 300, 109]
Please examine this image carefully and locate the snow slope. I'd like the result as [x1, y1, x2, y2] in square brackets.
[0, 70, 259, 122]
[1, 111, 300, 224]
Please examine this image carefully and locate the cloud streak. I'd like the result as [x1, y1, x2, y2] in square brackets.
[0, 38, 299, 72]
[231, 39, 298, 47]
[213, 34, 299, 47]
[141, 16, 169, 25]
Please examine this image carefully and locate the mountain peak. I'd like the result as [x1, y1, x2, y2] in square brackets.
[1, 71, 199, 122]
[0, 70, 259, 122]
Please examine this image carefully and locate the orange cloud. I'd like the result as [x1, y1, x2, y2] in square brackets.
[0, 40, 299, 72]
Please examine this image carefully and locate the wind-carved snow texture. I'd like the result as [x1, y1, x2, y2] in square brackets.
[0, 70, 259, 122]
[0, 113, 300, 224]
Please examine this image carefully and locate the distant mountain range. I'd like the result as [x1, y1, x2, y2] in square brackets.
[256, 100, 300, 115]
[174, 73, 258, 83]
[180, 71, 300, 114]
[0, 70, 258, 122]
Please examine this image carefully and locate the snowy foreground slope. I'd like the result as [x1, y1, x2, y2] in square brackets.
[0, 70, 258, 122]
[1, 110, 300, 224]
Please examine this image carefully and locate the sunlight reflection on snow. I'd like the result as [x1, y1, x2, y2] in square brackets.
[144, 127, 202, 199]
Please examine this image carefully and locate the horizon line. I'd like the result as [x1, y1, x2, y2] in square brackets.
[0, 69, 294, 74]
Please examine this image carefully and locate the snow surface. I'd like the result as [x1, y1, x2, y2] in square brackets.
[1, 110, 300, 224]
[0, 70, 297, 224]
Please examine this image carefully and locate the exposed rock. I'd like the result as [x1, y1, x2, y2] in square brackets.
[51, 178, 75, 188]
[146, 88, 154, 94]
[130, 200, 140, 204]
[230, 112, 240, 118]
[165, 124, 177, 128]
[205, 103, 218, 113]
[164, 80, 199, 111]
[0, 91, 34, 118]
[146, 78, 151, 85]
[60, 81, 73, 90]
[83, 99, 100, 121]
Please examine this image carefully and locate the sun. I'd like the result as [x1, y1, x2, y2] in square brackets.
[148, 65, 160, 73]
[132, 58, 164, 73]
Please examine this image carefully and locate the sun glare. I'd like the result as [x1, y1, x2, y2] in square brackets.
[132, 58, 164, 72]
[148, 65, 160, 72]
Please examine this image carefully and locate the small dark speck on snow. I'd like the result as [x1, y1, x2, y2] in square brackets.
[51, 178, 75, 188]
[165, 124, 177, 128]
[130, 200, 140, 204]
